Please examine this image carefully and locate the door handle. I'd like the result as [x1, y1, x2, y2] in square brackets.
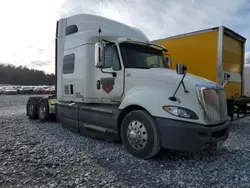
[97, 80, 100, 90]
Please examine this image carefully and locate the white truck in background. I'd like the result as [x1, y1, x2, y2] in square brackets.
[26, 14, 231, 159]
[244, 64, 250, 97]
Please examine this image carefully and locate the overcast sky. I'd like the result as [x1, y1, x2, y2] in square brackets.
[0, 0, 250, 74]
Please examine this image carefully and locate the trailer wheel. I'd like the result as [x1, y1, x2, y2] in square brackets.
[120, 110, 161, 159]
[38, 98, 51, 122]
[26, 97, 40, 119]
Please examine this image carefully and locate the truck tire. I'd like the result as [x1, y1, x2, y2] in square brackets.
[26, 97, 41, 119]
[120, 110, 161, 159]
[38, 98, 51, 122]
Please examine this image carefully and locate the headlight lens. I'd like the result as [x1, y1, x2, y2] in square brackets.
[163, 106, 199, 120]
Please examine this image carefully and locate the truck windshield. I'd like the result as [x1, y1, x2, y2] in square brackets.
[119, 42, 169, 69]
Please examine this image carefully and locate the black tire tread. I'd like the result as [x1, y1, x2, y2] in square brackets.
[38, 98, 51, 122]
[120, 110, 161, 159]
[26, 97, 41, 119]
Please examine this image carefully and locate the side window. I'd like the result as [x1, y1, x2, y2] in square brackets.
[66, 25, 78, 36]
[146, 55, 158, 66]
[104, 44, 121, 70]
[103, 45, 112, 68]
[63, 54, 75, 74]
[112, 46, 121, 71]
[165, 56, 171, 68]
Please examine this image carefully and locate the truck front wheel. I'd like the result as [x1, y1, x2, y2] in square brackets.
[120, 110, 161, 159]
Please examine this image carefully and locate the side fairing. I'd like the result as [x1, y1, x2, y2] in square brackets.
[56, 18, 67, 101]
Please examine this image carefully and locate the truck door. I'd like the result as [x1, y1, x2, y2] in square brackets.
[95, 42, 124, 104]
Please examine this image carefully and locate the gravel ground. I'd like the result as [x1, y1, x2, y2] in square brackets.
[0, 95, 250, 188]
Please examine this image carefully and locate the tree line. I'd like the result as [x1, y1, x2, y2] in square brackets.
[0, 64, 56, 85]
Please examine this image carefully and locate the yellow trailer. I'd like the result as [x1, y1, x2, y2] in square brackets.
[152, 26, 250, 119]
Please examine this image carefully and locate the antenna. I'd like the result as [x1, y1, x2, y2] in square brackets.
[98, 0, 104, 42]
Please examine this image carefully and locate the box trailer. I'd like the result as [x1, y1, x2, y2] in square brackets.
[152, 26, 250, 120]
[26, 14, 231, 159]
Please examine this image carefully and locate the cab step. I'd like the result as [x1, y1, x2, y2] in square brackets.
[79, 123, 119, 142]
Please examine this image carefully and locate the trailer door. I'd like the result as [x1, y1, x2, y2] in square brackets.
[222, 28, 246, 98]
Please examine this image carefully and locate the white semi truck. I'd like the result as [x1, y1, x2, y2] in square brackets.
[26, 14, 231, 159]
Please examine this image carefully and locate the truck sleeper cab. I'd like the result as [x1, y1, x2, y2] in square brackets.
[27, 14, 231, 159]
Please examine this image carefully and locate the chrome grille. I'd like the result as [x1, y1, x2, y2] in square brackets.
[196, 83, 229, 125]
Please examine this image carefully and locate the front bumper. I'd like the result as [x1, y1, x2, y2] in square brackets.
[155, 117, 231, 152]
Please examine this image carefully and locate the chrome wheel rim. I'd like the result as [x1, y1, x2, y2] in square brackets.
[127, 121, 148, 150]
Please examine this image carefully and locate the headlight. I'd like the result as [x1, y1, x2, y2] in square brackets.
[162, 106, 199, 120]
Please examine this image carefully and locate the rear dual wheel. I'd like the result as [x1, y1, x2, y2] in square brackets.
[26, 97, 51, 122]
[38, 99, 52, 122]
[27, 97, 41, 119]
[120, 110, 161, 159]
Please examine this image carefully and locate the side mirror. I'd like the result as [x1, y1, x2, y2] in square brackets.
[95, 43, 104, 68]
[224, 72, 231, 81]
[223, 72, 231, 87]
[176, 63, 187, 75]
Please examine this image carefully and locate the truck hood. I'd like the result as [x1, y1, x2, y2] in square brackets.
[127, 68, 217, 89]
